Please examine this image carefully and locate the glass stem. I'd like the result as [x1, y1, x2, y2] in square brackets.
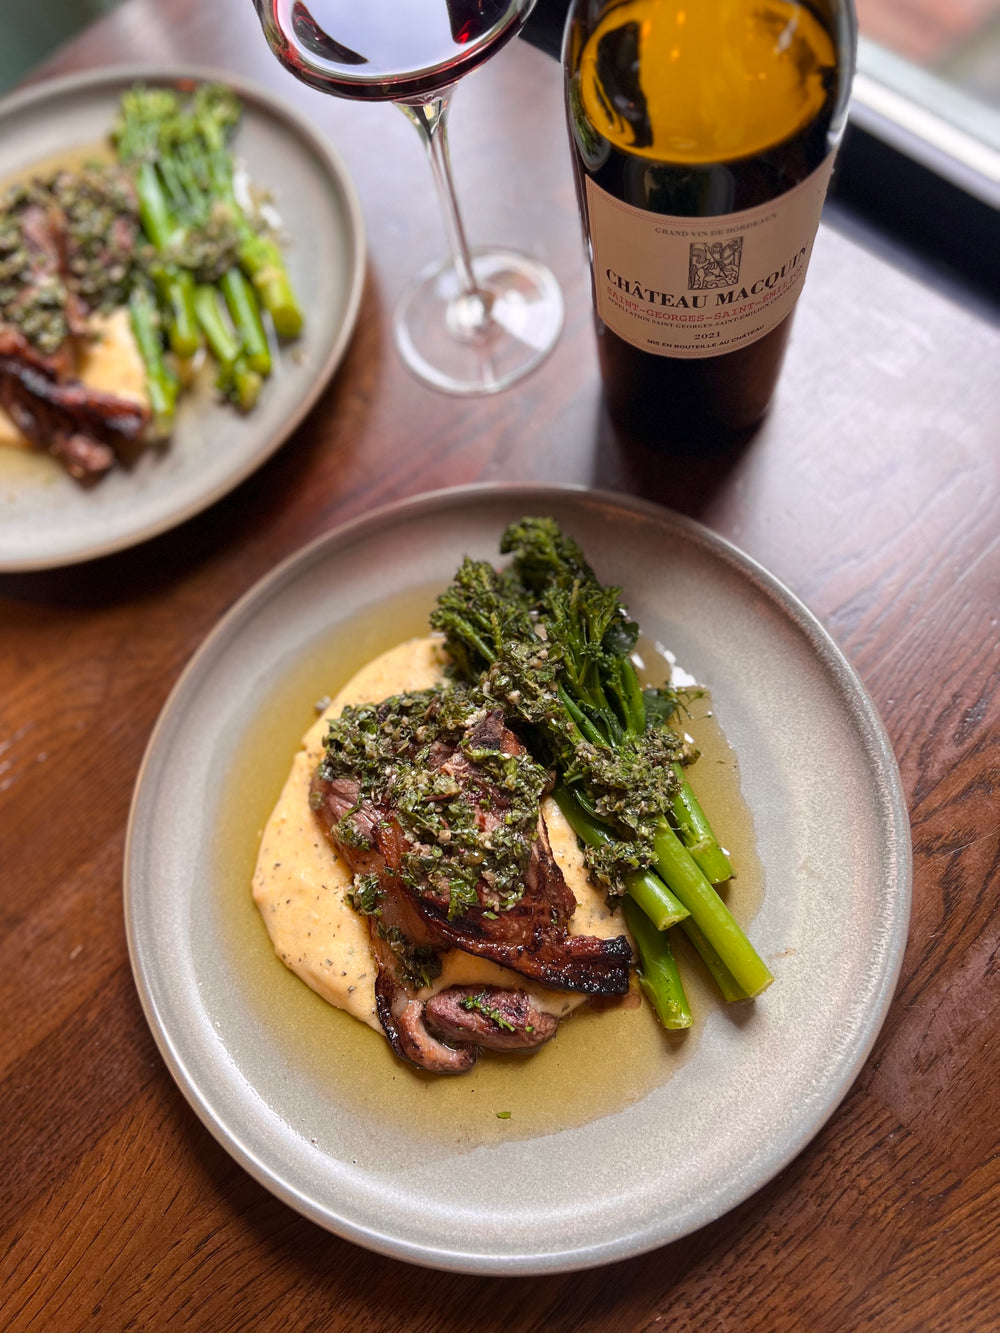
[397, 94, 493, 335]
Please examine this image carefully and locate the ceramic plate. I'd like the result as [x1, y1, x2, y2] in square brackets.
[0, 65, 365, 570]
[125, 485, 911, 1274]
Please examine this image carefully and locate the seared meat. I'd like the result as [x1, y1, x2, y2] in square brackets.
[0, 323, 71, 381]
[0, 165, 147, 477]
[13, 200, 91, 344]
[0, 213, 150, 481]
[309, 688, 632, 1073]
[1, 165, 141, 356]
[371, 943, 478, 1075]
[0, 348, 149, 479]
[424, 986, 558, 1051]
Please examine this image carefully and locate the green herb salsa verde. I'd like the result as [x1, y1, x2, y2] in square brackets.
[315, 685, 549, 922]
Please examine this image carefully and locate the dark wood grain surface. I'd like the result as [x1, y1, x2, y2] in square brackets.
[2, 1, 998, 1329]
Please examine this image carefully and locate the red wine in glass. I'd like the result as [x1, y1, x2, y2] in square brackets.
[253, 0, 564, 394]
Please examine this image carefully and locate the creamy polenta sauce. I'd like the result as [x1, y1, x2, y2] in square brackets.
[0, 306, 149, 451]
[252, 636, 630, 1035]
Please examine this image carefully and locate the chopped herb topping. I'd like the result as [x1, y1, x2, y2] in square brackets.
[347, 872, 381, 917]
[0, 165, 142, 355]
[376, 924, 441, 990]
[319, 685, 548, 920]
[460, 992, 516, 1031]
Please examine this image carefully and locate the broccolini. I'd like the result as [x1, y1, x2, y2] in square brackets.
[432, 517, 774, 1026]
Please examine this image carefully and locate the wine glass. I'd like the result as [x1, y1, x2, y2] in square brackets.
[252, 0, 564, 395]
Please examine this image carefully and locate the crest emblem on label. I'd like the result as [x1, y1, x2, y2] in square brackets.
[689, 238, 743, 290]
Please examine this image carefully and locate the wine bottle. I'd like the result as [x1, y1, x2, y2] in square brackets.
[563, 0, 856, 448]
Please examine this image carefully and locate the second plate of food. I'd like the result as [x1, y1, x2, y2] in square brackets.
[0, 65, 365, 570]
[125, 484, 911, 1273]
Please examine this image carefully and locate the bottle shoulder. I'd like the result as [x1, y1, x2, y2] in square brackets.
[564, 0, 855, 216]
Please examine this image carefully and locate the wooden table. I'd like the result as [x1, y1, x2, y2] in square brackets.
[2, 1, 998, 1328]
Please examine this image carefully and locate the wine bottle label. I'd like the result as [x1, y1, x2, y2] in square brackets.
[584, 157, 836, 359]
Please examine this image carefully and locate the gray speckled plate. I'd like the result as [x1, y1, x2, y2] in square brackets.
[125, 485, 911, 1274]
[0, 66, 365, 570]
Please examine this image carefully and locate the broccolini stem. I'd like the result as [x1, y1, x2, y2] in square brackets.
[237, 232, 304, 338]
[558, 686, 605, 747]
[134, 162, 202, 359]
[670, 761, 735, 884]
[134, 160, 173, 249]
[551, 786, 689, 930]
[677, 918, 749, 1003]
[220, 266, 271, 375]
[580, 668, 621, 741]
[193, 284, 262, 410]
[179, 96, 304, 335]
[613, 645, 734, 886]
[622, 897, 692, 1029]
[230, 361, 263, 411]
[128, 284, 178, 433]
[652, 822, 772, 998]
[116, 79, 302, 395]
[615, 656, 648, 736]
[193, 283, 239, 367]
[153, 265, 200, 360]
[625, 868, 689, 932]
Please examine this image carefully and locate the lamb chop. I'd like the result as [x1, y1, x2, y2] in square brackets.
[0, 329, 149, 478]
[0, 168, 150, 478]
[309, 687, 632, 1073]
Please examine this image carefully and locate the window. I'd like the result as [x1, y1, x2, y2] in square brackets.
[853, 0, 1000, 206]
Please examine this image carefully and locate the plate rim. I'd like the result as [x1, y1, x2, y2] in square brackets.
[0, 62, 367, 571]
[124, 482, 913, 1273]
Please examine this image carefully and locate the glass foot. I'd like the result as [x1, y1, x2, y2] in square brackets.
[392, 247, 564, 395]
